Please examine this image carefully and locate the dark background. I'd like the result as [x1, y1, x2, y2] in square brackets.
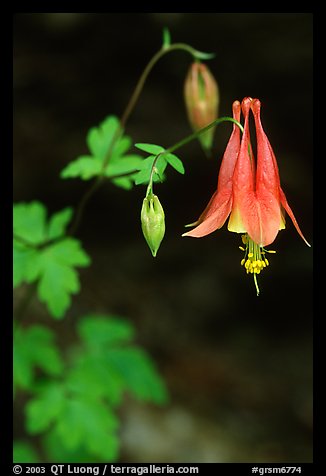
[13, 13, 313, 463]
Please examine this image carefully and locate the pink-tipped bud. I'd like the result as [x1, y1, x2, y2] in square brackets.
[184, 62, 219, 152]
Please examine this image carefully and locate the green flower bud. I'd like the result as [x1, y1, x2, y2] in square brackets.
[141, 194, 165, 257]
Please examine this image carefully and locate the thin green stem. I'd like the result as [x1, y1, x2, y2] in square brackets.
[68, 42, 203, 237]
[146, 117, 244, 186]
[120, 43, 209, 130]
[167, 117, 244, 155]
[146, 152, 165, 197]
[67, 176, 104, 236]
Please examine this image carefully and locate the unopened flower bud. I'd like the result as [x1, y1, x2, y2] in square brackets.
[141, 193, 165, 257]
[184, 62, 219, 152]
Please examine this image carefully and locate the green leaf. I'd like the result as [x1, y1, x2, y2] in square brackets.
[134, 154, 167, 185]
[43, 430, 110, 463]
[54, 397, 119, 460]
[87, 116, 120, 160]
[134, 155, 156, 185]
[105, 154, 144, 178]
[60, 156, 102, 180]
[77, 315, 134, 348]
[111, 135, 132, 159]
[105, 347, 168, 405]
[65, 355, 125, 406]
[14, 325, 64, 391]
[134, 143, 165, 155]
[155, 155, 168, 178]
[13, 202, 90, 318]
[14, 201, 47, 245]
[37, 238, 90, 318]
[69, 314, 168, 406]
[13, 245, 39, 287]
[25, 383, 66, 434]
[111, 176, 134, 190]
[47, 207, 73, 240]
[13, 441, 40, 463]
[61, 116, 142, 190]
[165, 153, 185, 174]
[86, 115, 131, 164]
[14, 203, 90, 317]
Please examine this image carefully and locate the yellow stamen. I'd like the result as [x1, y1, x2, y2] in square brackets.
[239, 234, 276, 296]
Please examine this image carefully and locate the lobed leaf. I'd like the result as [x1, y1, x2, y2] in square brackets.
[53, 396, 119, 460]
[14, 201, 47, 245]
[47, 208, 73, 240]
[60, 116, 143, 190]
[14, 325, 64, 391]
[104, 346, 168, 405]
[25, 384, 66, 434]
[14, 203, 91, 318]
[13, 244, 39, 287]
[65, 356, 125, 406]
[105, 154, 144, 178]
[37, 239, 90, 319]
[87, 116, 120, 160]
[60, 156, 102, 180]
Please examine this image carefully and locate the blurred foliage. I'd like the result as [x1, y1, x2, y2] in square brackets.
[14, 315, 168, 462]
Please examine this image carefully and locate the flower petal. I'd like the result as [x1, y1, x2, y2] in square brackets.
[251, 99, 281, 193]
[183, 188, 233, 237]
[184, 101, 241, 236]
[216, 100, 241, 191]
[279, 187, 311, 246]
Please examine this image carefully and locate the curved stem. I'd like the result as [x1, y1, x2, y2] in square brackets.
[167, 117, 244, 154]
[146, 152, 165, 197]
[67, 176, 104, 236]
[68, 42, 203, 237]
[146, 117, 244, 185]
[120, 43, 207, 129]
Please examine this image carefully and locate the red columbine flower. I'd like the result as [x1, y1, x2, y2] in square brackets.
[183, 97, 310, 294]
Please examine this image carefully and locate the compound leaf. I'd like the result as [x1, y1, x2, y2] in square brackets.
[61, 116, 144, 190]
